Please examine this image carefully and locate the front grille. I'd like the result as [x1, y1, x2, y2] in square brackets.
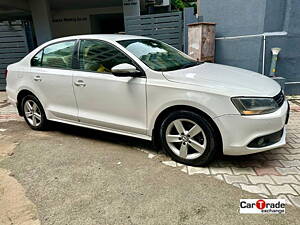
[273, 90, 285, 107]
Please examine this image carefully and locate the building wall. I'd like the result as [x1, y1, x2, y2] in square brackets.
[201, 0, 267, 37]
[201, 0, 300, 94]
[264, 0, 286, 32]
[51, 6, 123, 38]
[215, 37, 263, 73]
[264, 0, 300, 86]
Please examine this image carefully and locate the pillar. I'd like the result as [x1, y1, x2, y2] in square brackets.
[29, 0, 53, 45]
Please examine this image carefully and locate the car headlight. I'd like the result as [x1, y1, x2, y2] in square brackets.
[231, 97, 279, 115]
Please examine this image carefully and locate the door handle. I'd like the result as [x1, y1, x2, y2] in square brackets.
[34, 75, 42, 82]
[74, 80, 86, 87]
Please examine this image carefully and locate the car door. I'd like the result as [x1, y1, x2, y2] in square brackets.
[30, 40, 78, 121]
[72, 39, 147, 135]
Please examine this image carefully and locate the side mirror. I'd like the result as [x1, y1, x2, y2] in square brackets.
[111, 63, 142, 77]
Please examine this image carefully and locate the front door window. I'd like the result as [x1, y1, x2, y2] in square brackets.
[79, 40, 132, 73]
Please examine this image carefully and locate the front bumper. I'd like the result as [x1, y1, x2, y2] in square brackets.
[214, 100, 288, 155]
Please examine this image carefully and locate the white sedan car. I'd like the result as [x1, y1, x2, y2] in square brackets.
[6, 34, 289, 166]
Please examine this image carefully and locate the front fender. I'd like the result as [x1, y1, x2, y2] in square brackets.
[146, 84, 236, 136]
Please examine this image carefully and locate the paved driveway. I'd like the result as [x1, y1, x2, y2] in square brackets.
[1, 92, 300, 224]
[160, 99, 300, 206]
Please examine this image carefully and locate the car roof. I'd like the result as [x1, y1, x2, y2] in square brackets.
[24, 34, 154, 64]
[49, 34, 153, 43]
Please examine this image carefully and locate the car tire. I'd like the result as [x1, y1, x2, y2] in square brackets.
[21, 95, 48, 130]
[160, 110, 218, 166]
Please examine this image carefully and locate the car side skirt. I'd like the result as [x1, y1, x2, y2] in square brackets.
[48, 118, 152, 141]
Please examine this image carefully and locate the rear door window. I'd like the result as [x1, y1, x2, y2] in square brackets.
[42, 41, 76, 69]
[31, 41, 76, 69]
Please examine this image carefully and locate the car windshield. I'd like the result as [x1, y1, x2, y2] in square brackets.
[118, 39, 201, 72]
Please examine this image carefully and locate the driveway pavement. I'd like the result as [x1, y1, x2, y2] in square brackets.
[1, 91, 300, 224]
[159, 99, 300, 207]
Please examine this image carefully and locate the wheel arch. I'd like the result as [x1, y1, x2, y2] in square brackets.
[17, 89, 39, 116]
[151, 105, 223, 153]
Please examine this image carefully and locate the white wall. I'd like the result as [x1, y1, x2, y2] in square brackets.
[51, 7, 123, 38]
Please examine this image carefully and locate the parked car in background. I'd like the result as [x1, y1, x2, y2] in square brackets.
[6, 35, 289, 166]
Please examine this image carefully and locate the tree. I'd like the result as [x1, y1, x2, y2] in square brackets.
[171, 0, 197, 11]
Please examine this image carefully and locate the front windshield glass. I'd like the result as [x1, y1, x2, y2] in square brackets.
[118, 39, 201, 71]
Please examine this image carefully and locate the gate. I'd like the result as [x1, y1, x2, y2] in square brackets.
[125, 11, 183, 50]
[0, 20, 31, 91]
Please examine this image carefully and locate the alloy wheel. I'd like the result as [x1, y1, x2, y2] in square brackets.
[165, 119, 207, 160]
[24, 100, 42, 127]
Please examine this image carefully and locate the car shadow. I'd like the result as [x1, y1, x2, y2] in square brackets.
[42, 121, 271, 168]
[47, 121, 157, 153]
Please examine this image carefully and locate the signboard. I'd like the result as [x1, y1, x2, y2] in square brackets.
[123, 0, 140, 17]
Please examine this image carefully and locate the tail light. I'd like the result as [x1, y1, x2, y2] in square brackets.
[4, 69, 8, 79]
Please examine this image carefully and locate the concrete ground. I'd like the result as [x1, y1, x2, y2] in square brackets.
[1, 91, 300, 225]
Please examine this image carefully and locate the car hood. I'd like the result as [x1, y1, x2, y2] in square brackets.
[162, 63, 281, 97]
